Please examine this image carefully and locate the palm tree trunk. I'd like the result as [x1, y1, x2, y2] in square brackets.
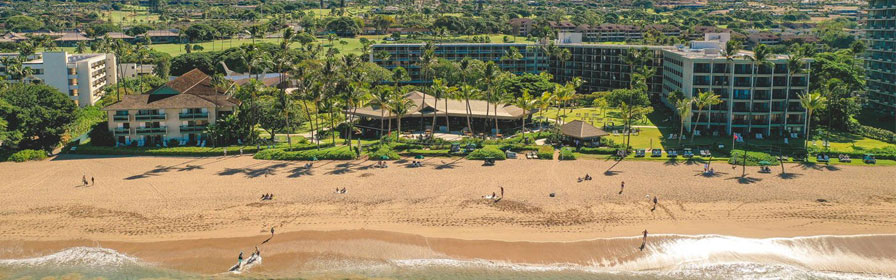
[678, 117, 685, 144]
[465, 99, 473, 136]
[690, 109, 702, 144]
[805, 112, 812, 150]
[300, 99, 316, 148]
[445, 99, 450, 133]
[494, 102, 499, 135]
[431, 97, 438, 135]
[380, 110, 385, 137]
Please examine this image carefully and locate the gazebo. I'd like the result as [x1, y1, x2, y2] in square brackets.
[559, 120, 609, 146]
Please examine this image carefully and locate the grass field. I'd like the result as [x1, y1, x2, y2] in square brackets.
[101, 9, 159, 25]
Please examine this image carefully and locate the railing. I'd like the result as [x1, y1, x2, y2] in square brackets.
[179, 125, 208, 132]
[113, 127, 130, 134]
[178, 112, 209, 119]
[113, 115, 129, 121]
[136, 126, 167, 134]
[135, 113, 166, 121]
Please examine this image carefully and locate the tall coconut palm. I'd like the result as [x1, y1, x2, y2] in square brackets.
[536, 91, 554, 129]
[388, 91, 415, 136]
[675, 97, 693, 144]
[368, 85, 393, 137]
[456, 84, 480, 136]
[747, 44, 772, 134]
[690, 91, 722, 143]
[515, 89, 538, 138]
[482, 61, 499, 133]
[429, 79, 453, 134]
[798, 91, 826, 150]
[784, 45, 806, 131]
[722, 40, 741, 135]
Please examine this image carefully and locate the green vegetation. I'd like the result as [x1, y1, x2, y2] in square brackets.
[467, 146, 507, 160]
[253, 146, 356, 161]
[369, 145, 400, 160]
[728, 149, 777, 166]
[8, 149, 47, 162]
[537, 145, 554, 160]
[559, 148, 576, 160]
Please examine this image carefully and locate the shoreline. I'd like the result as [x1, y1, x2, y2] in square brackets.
[1, 155, 895, 275]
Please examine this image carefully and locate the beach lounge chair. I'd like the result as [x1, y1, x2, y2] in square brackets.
[636, 149, 646, 157]
[667, 134, 675, 140]
[683, 148, 694, 158]
[756, 133, 763, 140]
[839, 154, 851, 163]
[864, 154, 876, 164]
[651, 149, 662, 157]
[694, 130, 701, 136]
[506, 151, 517, 159]
[668, 150, 678, 157]
[526, 152, 532, 159]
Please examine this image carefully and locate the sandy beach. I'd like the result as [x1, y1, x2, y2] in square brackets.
[0, 155, 895, 276]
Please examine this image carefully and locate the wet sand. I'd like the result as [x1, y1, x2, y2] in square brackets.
[0, 155, 895, 275]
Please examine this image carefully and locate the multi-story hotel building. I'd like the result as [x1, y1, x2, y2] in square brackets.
[102, 69, 239, 146]
[865, 0, 896, 114]
[1, 51, 117, 107]
[370, 43, 547, 83]
[371, 34, 812, 137]
[661, 40, 812, 137]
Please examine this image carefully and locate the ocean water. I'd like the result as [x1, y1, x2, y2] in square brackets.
[1, 235, 894, 279]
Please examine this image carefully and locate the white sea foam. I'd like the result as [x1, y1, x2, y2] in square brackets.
[0, 247, 141, 268]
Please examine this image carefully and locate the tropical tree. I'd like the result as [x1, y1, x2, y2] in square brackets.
[675, 97, 693, 144]
[798, 91, 827, 150]
[690, 91, 722, 143]
[429, 79, 455, 134]
[535, 91, 555, 128]
[456, 84, 480, 136]
[747, 44, 772, 134]
[368, 85, 393, 137]
[514, 89, 538, 138]
[388, 90, 415, 135]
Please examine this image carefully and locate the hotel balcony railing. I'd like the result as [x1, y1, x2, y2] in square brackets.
[179, 125, 208, 133]
[113, 115, 129, 121]
[135, 113, 166, 121]
[112, 127, 130, 134]
[178, 112, 209, 120]
[135, 126, 167, 135]
[787, 119, 805, 124]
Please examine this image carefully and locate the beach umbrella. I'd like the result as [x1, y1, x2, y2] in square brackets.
[415, 155, 424, 159]
[312, 156, 318, 161]
[380, 155, 390, 160]
[758, 160, 772, 166]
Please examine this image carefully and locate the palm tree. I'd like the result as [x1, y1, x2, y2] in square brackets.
[342, 82, 370, 154]
[515, 89, 537, 138]
[798, 91, 826, 150]
[429, 79, 452, 134]
[368, 85, 393, 137]
[690, 91, 722, 143]
[675, 97, 693, 144]
[784, 45, 805, 132]
[747, 44, 771, 134]
[722, 40, 741, 135]
[536, 91, 554, 128]
[482, 61, 498, 133]
[456, 84, 480, 136]
[388, 91, 415, 136]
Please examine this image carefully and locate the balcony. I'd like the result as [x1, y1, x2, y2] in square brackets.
[179, 125, 208, 133]
[136, 126, 167, 135]
[135, 113, 166, 121]
[113, 115, 129, 121]
[179, 112, 209, 120]
[112, 127, 130, 134]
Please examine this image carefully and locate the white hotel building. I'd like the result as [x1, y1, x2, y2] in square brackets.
[2, 51, 117, 107]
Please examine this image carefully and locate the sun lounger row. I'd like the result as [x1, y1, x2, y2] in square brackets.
[525, 152, 539, 159]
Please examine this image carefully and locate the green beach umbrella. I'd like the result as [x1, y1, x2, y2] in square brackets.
[415, 155, 424, 159]
[759, 161, 772, 166]
[380, 155, 390, 160]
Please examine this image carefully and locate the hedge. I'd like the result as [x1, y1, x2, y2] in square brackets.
[254, 146, 357, 161]
[537, 145, 554, 160]
[8, 149, 47, 162]
[467, 146, 507, 160]
[368, 145, 400, 160]
[854, 124, 896, 144]
[403, 149, 452, 157]
[577, 147, 617, 154]
[69, 143, 282, 156]
[820, 146, 896, 161]
[728, 149, 777, 166]
[499, 143, 541, 152]
[559, 148, 576, 160]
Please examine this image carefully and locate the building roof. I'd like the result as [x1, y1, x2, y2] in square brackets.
[146, 29, 180, 37]
[349, 91, 530, 120]
[105, 32, 134, 39]
[559, 120, 608, 139]
[104, 69, 239, 111]
[54, 32, 90, 42]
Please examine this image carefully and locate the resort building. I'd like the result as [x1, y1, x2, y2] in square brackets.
[102, 69, 239, 146]
[552, 44, 669, 95]
[661, 38, 812, 138]
[369, 43, 547, 83]
[348, 91, 532, 135]
[0, 51, 117, 107]
[865, 0, 896, 114]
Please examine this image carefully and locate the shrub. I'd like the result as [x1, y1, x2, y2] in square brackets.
[559, 148, 576, 160]
[404, 149, 452, 157]
[167, 139, 181, 148]
[9, 149, 47, 162]
[728, 149, 777, 166]
[368, 145, 400, 160]
[854, 124, 896, 144]
[499, 143, 541, 152]
[467, 146, 507, 160]
[254, 146, 356, 160]
[537, 145, 554, 160]
[87, 123, 116, 147]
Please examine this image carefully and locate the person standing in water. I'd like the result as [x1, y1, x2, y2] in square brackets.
[640, 229, 648, 250]
[238, 251, 244, 264]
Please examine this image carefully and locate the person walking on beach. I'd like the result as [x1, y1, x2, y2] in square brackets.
[82, 175, 88, 186]
[652, 196, 658, 211]
[619, 181, 625, 194]
[91, 177, 94, 186]
[500, 187, 504, 198]
[238, 251, 244, 264]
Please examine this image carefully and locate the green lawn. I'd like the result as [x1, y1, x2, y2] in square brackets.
[101, 10, 159, 25]
[540, 106, 672, 129]
[143, 35, 388, 56]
